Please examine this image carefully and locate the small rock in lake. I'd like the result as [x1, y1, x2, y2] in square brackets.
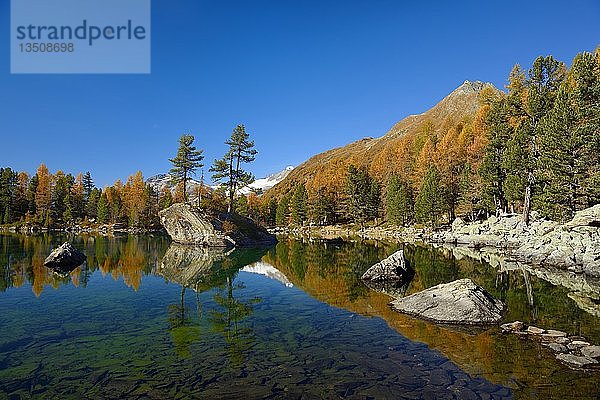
[44, 242, 86, 271]
[526, 326, 545, 335]
[556, 353, 598, 368]
[568, 340, 591, 351]
[544, 343, 567, 353]
[581, 345, 600, 359]
[361, 250, 409, 282]
[500, 321, 524, 333]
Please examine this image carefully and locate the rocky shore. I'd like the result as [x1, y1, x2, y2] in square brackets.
[430, 205, 600, 277]
[271, 205, 600, 278]
[0, 222, 164, 235]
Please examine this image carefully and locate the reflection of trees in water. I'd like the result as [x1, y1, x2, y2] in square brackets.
[168, 287, 201, 358]
[266, 238, 392, 303]
[158, 245, 267, 363]
[0, 233, 170, 295]
[209, 277, 261, 367]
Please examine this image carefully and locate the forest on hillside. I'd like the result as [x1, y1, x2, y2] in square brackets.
[268, 48, 600, 227]
[0, 48, 598, 231]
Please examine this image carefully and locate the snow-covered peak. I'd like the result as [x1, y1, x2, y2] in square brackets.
[146, 173, 208, 195]
[239, 165, 294, 195]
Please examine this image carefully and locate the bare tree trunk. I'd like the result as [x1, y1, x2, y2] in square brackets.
[227, 157, 234, 213]
[523, 171, 534, 225]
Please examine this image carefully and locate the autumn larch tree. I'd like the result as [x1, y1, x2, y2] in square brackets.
[35, 163, 52, 227]
[210, 124, 257, 213]
[169, 134, 204, 203]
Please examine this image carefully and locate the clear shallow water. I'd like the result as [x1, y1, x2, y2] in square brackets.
[0, 234, 598, 399]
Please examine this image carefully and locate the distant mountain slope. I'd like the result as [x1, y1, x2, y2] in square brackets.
[146, 173, 208, 197]
[266, 80, 495, 198]
[240, 166, 294, 194]
[148, 165, 294, 198]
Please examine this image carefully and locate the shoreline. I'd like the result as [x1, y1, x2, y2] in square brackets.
[270, 205, 600, 278]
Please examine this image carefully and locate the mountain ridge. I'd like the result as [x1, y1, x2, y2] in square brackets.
[266, 80, 495, 198]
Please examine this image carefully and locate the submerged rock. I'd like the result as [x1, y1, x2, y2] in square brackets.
[389, 279, 504, 325]
[159, 203, 276, 247]
[44, 242, 86, 272]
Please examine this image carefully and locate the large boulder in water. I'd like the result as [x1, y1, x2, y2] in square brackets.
[44, 242, 86, 272]
[361, 250, 413, 297]
[390, 278, 504, 325]
[159, 203, 277, 247]
[361, 250, 409, 282]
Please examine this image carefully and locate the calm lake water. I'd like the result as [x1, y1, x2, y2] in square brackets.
[0, 233, 599, 399]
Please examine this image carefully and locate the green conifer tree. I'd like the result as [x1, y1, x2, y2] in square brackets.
[210, 124, 257, 213]
[169, 134, 204, 203]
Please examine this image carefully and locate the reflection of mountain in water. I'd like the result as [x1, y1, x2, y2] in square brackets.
[157, 244, 270, 292]
[241, 261, 294, 287]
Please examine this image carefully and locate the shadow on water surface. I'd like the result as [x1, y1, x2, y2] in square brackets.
[0, 233, 598, 398]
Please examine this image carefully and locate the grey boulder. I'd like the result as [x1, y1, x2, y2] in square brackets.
[361, 250, 409, 282]
[44, 242, 86, 271]
[159, 203, 276, 247]
[389, 278, 504, 325]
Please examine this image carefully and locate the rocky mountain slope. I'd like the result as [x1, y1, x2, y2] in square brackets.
[266, 80, 495, 197]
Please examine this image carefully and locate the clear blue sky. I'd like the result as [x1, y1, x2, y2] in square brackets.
[1, 0, 598, 187]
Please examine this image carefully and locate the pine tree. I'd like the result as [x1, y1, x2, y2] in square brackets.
[0, 168, 17, 224]
[82, 171, 94, 202]
[235, 195, 249, 216]
[386, 175, 413, 226]
[210, 124, 257, 213]
[51, 171, 71, 222]
[97, 192, 109, 224]
[86, 188, 101, 220]
[291, 184, 308, 225]
[539, 51, 600, 219]
[169, 134, 204, 203]
[518, 56, 566, 224]
[275, 194, 291, 226]
[310, 187, 336, 226]
[346, 165, 380, 223]
[415, 166, 444, 227]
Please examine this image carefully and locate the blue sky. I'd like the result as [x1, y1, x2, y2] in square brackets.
[1, 0, 599, 187]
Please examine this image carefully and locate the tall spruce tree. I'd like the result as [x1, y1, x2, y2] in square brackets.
[514, 56, 566, 224]
[169, 134, 204, 203]
[386, 175, 413, 226]
[210, 124, 257, 213]
[275, 194, 291, 226]
[539, 51, 600, 219]
[82, 171, 94, 202]
[310, 187, 336, 226]
[415, 166, 444, 227]
[346, 165, 380, 224]
[291, 184, 308, 225]
[97, 192, 109, 224]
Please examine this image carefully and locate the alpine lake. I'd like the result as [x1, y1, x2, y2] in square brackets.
[1, 233, 599, 399]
